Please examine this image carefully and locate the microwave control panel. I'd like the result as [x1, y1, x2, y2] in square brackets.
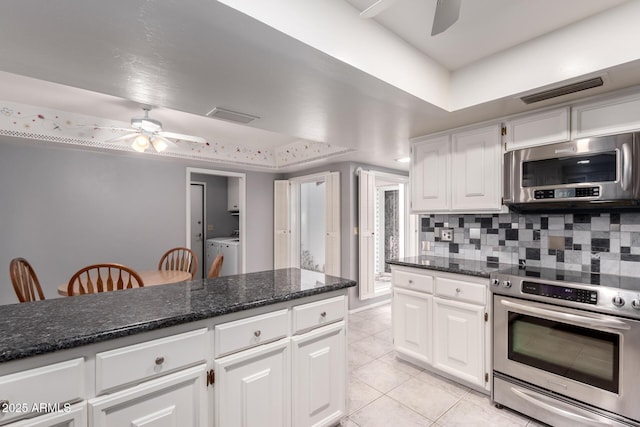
[533, 187, 600, 199]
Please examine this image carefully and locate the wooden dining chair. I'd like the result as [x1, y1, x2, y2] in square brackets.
[67, 264, 144, 296]
[10, 258, 45, 303]
[207, 254, 224, 279]
[158, 247, 198, 279]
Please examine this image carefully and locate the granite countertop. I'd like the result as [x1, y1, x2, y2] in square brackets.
[386, 256, 514, 278]
[0, 268, 355, 363]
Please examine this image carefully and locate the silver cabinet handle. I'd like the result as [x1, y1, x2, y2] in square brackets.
[456, 288, 461, 293]
[254, 330, 261, 337]
[155, 356, 165, 365]
[320, 311, 327, 317]
[408, 279, 413, 284]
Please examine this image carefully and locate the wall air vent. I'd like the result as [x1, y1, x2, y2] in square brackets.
[520, 77, 604, 104]
[206, 107, 259, 124]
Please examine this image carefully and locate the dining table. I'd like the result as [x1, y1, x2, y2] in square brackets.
[57, 270, 193, 296]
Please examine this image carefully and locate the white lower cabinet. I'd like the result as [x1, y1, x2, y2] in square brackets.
[392, 288, 432, 365]
[214, 338, 291, 427]
[433, 297, 485, 387]
[291, 322, 346, 427]
[88, 364, 208, 427]
[8, 403, 86, 427]
[392, 266, 490, 392]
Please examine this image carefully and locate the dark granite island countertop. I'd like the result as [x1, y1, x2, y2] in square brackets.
[387, 255, 514, 278]
[0, 268, 355, 363]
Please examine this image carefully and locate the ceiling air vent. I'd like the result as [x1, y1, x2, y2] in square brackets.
[206, 107, 259, 124]
[520, 77, 604, 104]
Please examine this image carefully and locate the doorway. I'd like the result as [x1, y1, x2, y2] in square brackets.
[190, 182, 206, 279]
[186, 167, 246, 277]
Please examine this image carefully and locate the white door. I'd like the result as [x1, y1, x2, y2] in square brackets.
[451, 124, 501, 211]
[433, 297, 485, 387]
[291, 322, 346, 427]
[190, 183, 205, 279]
[358, 170, 376, 299]
[274, 180, 291, 269]
[214, 339, 290, 427]
[89, 364, 208, 427]
[393, 288, 432, 364]
[411, 135, 450, 212]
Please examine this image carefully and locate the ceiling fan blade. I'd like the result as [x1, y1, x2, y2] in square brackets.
[431, 0, 461, 36]
[360, 0, 397, 18]
[157, 131, 207, 144]
[104, 132, 139, 143]
[152, 135, 177, 149]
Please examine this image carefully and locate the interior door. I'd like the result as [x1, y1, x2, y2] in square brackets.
[190, 183, 205, 279]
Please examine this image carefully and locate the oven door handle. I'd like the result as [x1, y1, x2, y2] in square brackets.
[621, 142, 632, 191]
[500, 299, 631, 330]
[510, 387, 616, 426]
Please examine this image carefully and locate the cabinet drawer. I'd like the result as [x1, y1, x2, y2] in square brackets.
[392, 269, 433, 293]
[95, 328, 208, 395]
[435, 277, 486, 305]
[0, 358, 84, 424]
[215, 309, 289, 358]
[292, 296, 345, 334]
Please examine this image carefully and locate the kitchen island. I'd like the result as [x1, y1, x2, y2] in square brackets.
[0, 268, 355, 427]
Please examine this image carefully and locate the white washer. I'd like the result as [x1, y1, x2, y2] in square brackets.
[206, 237, 240, 277]
[218, 239, 240, 276]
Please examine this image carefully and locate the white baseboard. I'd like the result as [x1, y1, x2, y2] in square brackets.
[348, 299, 391, 314]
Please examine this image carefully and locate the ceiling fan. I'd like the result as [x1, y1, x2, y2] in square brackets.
[360, 0, 461, 36]
[99, 106, 207, 153]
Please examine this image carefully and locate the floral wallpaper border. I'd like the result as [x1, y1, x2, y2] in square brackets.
[0, 101, 351, 169]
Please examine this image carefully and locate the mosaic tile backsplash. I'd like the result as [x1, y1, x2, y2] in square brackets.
[419, 212, 640, 276]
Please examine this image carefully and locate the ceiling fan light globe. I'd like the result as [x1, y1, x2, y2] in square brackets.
[131, 134, 150, 152]
[151, 138, 168, 153]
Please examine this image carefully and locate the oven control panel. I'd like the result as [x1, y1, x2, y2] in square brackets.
[522, 281, 598, 305]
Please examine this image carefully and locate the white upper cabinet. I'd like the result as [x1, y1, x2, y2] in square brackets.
[571, 90, 640, 138]
[503, 107, 570, 151]
[227, 177, 239, 211]
[411, 125, 501, 213]
[410, 134, 450, 212]
[451, 124, 502, 211]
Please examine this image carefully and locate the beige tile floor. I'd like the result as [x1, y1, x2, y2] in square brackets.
[343, 302, 545, 427]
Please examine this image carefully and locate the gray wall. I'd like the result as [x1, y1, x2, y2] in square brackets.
[0, 138, 278, 304]
[286, 161, 408, 311]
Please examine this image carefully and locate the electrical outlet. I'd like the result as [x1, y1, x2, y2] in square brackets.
[441, 228, 453, 242]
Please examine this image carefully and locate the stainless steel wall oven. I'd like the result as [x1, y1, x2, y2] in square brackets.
[491, 268, 640, 426]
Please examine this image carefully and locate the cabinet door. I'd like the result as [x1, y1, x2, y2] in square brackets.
[433, 298, 485, 388]
[572, 90, 640, 138]
[291, 322, 346, 427]
[88, 364, 208, 427]
[228, 177, 240, 211]
[214, 339, 290, 427]
[451, 124, 501, 211]
[393, 288, 432, 364]
[9, 403, 86, 427]
[504, 107, 570, 151]
[411, 135, 450, 212]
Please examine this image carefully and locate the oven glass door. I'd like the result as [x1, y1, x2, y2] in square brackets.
[508, 311, 620, 393]
[522, 151, 617, 187]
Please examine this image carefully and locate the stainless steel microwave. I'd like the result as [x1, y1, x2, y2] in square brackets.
[503, 132, 640, 211]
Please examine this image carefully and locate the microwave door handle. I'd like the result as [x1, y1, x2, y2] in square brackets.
[500, 299, 630, 330]
[510, 387, 616, 426]
[621, 142, 632, 191]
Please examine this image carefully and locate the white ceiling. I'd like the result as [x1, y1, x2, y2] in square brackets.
[0, 0, 639, 172]
[344, 0, 629, 70]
